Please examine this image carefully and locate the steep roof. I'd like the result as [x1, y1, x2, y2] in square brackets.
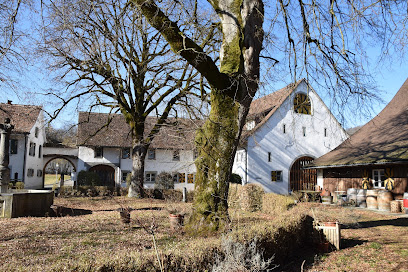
[0, 103, 42, 134]
[310, 78, 408, 168]
[242, 79, 304, 140]
[77, 112, 203, 150]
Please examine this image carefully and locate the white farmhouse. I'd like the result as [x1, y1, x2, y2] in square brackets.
[76, 112, 201, 191]
[232, 79, 348, 194]
[0, 101, 46, 189]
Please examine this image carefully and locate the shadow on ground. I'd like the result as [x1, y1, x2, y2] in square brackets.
[48, 205, 92, 217]
[347, 218, 408, 229]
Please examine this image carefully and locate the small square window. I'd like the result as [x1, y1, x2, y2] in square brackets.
[27, 168, 34, 177]
[122, 148, 130, 159]
[187, 173, 195, 183]
[179, 173, 186, 183]
[173, 150, 180, 161]
[302, 127, 306, 137]
[283, 124, 286, 134]
[147, 149, 156, 160]
[271, 171, 283, 182]
[324, 128, 327, 137]
[145, 172, 156, 183]
[268, 152, 272, 162]
[37, 169, 43, 177]
[94, 147, 103, 158]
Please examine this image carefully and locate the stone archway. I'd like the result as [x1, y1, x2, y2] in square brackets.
[290, 156, 316, 191]
[89, 164, 115, 187]
[43, 156, 77, 188]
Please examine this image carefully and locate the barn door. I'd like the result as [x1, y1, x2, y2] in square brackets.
[89, 164, 115, 186]
[290, 156, 316, 191]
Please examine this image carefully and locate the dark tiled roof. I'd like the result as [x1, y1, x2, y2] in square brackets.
[0, 103, 42, 134]
[311, 78, 408, 167]
[77, 112, 203, 150]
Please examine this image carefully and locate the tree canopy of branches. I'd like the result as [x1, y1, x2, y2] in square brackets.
[131, 0, 408, 233]
[40, 0, 213, 197]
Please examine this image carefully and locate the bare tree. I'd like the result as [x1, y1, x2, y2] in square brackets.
[39, 0, 214, 197]
[132, 0, 408, 233]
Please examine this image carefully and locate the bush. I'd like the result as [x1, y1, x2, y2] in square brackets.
[230, 173, 242, 184]
[212, 236, 276, 272]
[240, 183, 264, 212]
[228, 183, 243, 210]
[15, 181, 25, 189]
[262, 193, 295, 216]
[77, 171, 101, 186]
[154, 172, 174, 189]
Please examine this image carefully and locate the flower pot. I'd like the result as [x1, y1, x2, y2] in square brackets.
[316, 242, 330, 253]
[169, 214, 184, 230]
[323, 222, 337, 227]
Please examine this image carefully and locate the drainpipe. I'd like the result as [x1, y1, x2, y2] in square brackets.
[244, 147, 248, 185]
[22, 134, 28, 183]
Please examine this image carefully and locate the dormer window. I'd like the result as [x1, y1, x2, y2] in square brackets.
[294, 93, 311, 115]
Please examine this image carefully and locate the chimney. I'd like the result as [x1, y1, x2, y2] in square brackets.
[7, 100, 12, 105]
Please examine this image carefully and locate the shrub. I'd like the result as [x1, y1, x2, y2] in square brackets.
[240, 183, 264, 212]
[212, 237, 276, 272]
[15, 181, 25, 189]
[77, 171, 101, 186]
[228, 183, 243, 210]
[155, 172, 174, 189]
[262, 193, 295, 216]
[230, 173, 242, 184]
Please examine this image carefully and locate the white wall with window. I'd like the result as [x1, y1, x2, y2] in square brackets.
[233, 81, 348, 194]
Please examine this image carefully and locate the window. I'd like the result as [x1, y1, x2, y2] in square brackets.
[37, 169, 43, 177]
[173, 150, 180, 161]
[94, 147, 103, 158]
[122, 171, 130, 182]
[324, 128, 327, 137]
[173, 173, 180, 183]
[122, 148, 130, 159]
[187, 173, 195, 183]
[294, 93, 312, 114]
[372, 169, 385, 188]
[283, 124, 286, 134]
[271, 171, 283, 182]
[10, 139, 18, 154]
[14, 172, 18, 181]
[29, 142, 36, 156]
[34, 127, 39, 138]
[27, 168, 34, 177]
[179, 173, 186, 183]
[147, 149, 156, 160]
[38, 145, 42, 158]
[145, 172, 156, 183]
[302, 127, 306, 137]
[268, 152, 272, 162]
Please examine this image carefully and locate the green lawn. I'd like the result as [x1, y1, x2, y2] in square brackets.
[44, 174, 71, 186]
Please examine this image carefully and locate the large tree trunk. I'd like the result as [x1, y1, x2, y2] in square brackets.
[186, 0, 264, 233]
[128, 132, 148, 198]
[187, 89, 239, 232]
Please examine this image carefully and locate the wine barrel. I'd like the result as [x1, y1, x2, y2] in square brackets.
[347, 188, 357, 206]
[390, 200, 401, 213]
[366, 189, 378, 209]
[377, 190, 393, 211]
[356, 189, 367, 208]
[403, 192, 408, 214]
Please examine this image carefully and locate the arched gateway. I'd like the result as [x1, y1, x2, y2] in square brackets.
[89, 164, 115, 187]
[290, 156, 316, 191]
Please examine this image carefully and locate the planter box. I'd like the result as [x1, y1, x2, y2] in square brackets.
[316, 222, 341, 250]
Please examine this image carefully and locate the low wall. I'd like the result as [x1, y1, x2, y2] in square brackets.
[0, 190, 54, 218]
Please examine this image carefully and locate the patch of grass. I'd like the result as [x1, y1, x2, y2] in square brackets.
[368, 242, 382, 250]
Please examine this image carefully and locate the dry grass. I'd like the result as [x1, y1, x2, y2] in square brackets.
[1, 196, 407, 271]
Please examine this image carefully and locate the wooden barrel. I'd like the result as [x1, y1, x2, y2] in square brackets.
[322, 195, 332, 205]
[403, 192, 408, 214]
[366, 189, 378, 209]
[377, 190, 393, 211]
[390, 200, 401, 213]
[356, 189, 367, 208]
[347, 188, 357, 206]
